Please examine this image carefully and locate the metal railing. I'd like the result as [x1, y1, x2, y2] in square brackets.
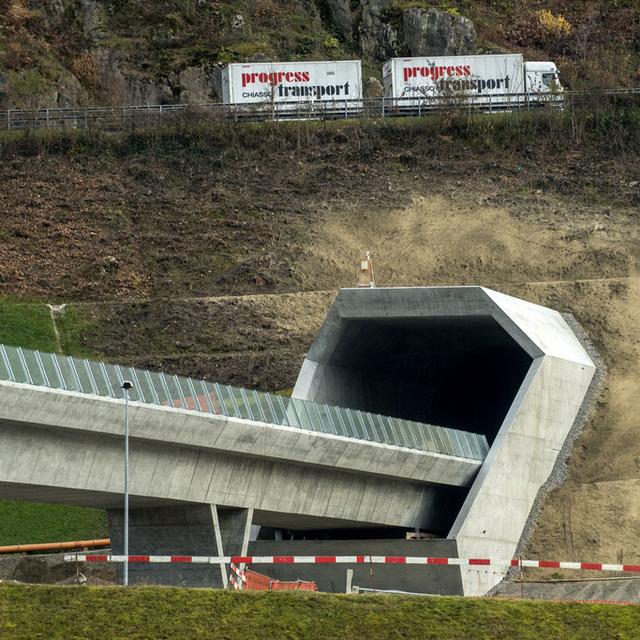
[0, 344, 489, 461]
[0, 95, 547, 131]
[2, 89, 637, 132]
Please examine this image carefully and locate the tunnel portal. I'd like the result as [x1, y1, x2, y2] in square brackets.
[317, 315, 532, 444]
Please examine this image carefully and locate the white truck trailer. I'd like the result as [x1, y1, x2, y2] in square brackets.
[382, 54, 562, 110]
[221, 60, 362, 117]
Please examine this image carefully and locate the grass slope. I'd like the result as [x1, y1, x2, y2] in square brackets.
[0, 587, 639, 640]
[0, 300, 107, 546]
[0, 300, 57, 351]
[0, 502, 107, 546]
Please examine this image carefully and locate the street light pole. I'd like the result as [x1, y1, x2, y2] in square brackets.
[121, 380, 133, 587]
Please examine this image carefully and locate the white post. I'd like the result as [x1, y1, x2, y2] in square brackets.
[346, 569, 354, 594]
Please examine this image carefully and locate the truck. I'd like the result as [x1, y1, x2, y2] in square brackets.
[221, 60, 363, 117]
[382, 54, 562, 110]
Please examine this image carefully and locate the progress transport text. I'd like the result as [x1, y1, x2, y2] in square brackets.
[402, 76, 511, 95]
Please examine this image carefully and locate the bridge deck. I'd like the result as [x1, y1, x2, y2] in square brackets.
[0, 344, 490, 528]
[0, 345, 488, 462]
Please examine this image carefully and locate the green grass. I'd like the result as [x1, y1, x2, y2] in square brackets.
[0, 299, 98, 357]
[55, 304, 97, 357]
[0, 502, 107, 546]
[0, 587, 639, 640]
[0, 300, 57, 352]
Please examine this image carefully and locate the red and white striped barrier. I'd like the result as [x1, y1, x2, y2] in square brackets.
[63, 554, 640, 573]
[229, 562, 247, 590]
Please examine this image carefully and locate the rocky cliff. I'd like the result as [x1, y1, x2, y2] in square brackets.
[0, 1, 638, 108]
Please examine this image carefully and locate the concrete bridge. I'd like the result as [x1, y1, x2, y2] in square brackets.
[0, 336, 487, 590]
[0, 286, 598, 595]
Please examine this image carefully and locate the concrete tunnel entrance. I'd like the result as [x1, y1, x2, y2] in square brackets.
[315, 315, 532, 444]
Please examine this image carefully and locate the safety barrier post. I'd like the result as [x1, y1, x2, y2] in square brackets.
[519, 555, 524, 599]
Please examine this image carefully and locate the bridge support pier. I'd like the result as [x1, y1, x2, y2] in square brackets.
[107, 504, 253, 587]
[212, 505, 254, 587]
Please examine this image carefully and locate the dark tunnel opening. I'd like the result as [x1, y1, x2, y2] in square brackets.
[322, 316, 533, 444]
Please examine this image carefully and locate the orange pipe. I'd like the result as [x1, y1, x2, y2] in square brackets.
[0, 538, 110, 554]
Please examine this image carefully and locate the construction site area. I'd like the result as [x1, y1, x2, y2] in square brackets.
[0, 97, 639, 636]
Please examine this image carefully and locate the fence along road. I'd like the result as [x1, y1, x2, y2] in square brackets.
[64, 553, 640, 574]
[2, 89, 639, 132]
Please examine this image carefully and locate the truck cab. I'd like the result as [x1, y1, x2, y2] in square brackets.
[524, 61, 563, 95]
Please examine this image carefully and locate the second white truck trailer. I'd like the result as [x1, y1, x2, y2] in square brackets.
[382, 54, 562, 109]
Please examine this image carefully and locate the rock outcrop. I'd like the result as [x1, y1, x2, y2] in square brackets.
[402, 8, 476, 57]
[93, 49, 173, 106]
[74, 0, 109, 40]
[359, 0, 398, 60]
[325, 0, 353, 42]
[177, 67, 215, 104]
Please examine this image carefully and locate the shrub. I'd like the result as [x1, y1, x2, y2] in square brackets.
[439, 3, 461, 18]
[254, 0, 281, 26]
[70, 51, 98, 89]
[1, 41, 33, 70]
[7, 1, 34, 25]
[7, 69, 52, 108]
[322, 36, 340, 50]
[536, 9, 572, 38]
[507, 7, 572, 49]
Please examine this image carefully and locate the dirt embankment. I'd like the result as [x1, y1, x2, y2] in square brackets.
[1, 133, 638, 302]
[1, 130, 640, 565]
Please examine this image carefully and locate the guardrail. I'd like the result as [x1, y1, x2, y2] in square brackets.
[1, 89, 637, 132]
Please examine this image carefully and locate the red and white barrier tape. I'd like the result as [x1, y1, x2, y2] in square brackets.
[229, 562, 247, 590]
[63, 554, 640, 573]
